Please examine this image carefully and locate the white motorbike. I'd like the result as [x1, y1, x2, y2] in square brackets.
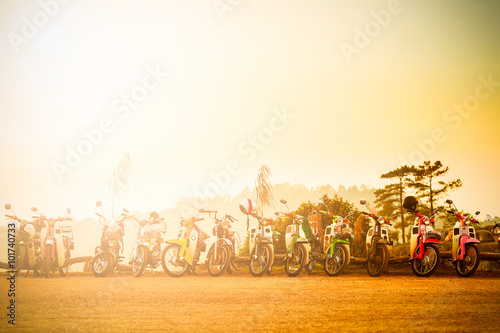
[32, 207, 74, 278]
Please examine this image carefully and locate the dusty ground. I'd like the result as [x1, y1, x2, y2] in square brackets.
[1, 266, 500, 332]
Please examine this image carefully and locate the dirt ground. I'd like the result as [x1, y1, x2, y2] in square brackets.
[1, 267, 500, 332]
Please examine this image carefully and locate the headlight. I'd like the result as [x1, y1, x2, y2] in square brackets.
[259, 219, 269, 227]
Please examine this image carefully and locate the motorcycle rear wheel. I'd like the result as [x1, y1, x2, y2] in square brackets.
[285, 243, 306, 277]
[367, 244, 389, 277]
[456, 244, 480, 277]
[411, 244, 439, 277]
[44, 244, 52, 278]
[324, 245, 348, 277]
[207, 245, 229, 277]
[132, 245, 148, 278]
[249, 243, 272, 277]
[162, 244, 189, 277]
[92, 253, 114, 277]
[15, 244, 27, 275]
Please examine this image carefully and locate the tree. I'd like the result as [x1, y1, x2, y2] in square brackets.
[108, 152, 132, 216]
[375, 165, 416, 243]
[411, 161, 462, 214]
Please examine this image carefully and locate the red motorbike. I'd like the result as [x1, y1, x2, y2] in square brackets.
[445, 199, 481, 277]
[403, 196, 441, 277]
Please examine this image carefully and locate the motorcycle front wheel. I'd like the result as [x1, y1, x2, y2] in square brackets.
[411, 244, 439, 277]
[324, 245, 348, 277]
[207, 245, 229, 277]
[285, 243, 307, 277]
[249, 243, 272, 277]
[456, 244, 480, 277]
[162, 244, 189, 277]
[92, 253, 114, 277]
[131, 245, 148, 278]
[367, 244, 389, 277]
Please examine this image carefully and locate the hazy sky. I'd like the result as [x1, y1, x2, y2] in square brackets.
[1, 0, 499, 220]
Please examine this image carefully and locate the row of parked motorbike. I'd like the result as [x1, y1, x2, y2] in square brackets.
[5, 196, 498, 279]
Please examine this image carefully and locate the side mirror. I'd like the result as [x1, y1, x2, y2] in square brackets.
[123, 209, 130, 214]
[475, 211, 480, 216]
[280, 199, 287, 204]
[275, 212, 279, 216]
[31, 207, 38, 212]
[67, 208, 71, 214]
[360, 199, 367, 205]
[486, 214, 492, 221]
[96, 201, 102, 207]
[445, 199, 453, 205]
[5, 204, 11, 210]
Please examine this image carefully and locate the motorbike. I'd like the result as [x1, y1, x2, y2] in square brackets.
[403, 196, 441, 277]
[4, 204, 43, 276]
[485, 214, 500, 247]
[90, 201, 126, 277]
[161, 215, 209, 277]
[359, 199, 393, 277]
[445, 199, 481, 277]
[32, 207, 74, 278]
[323, 209, 355, 277]
[276, 199, 310, 277]
[124, 210, 167, 277]
[199, 209, 239, 277]
[239, 199, 280, 277]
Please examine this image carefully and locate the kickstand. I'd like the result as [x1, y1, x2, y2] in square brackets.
[25, 269, 30, 278]
[150, 266, 155, 276]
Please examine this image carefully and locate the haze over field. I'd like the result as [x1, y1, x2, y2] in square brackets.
[1, 1, 500, 223]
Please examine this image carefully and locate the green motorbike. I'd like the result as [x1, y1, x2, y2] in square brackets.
[323, 211, 354, 276]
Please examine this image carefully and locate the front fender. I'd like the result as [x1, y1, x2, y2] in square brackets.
[464, 237, 480, 245]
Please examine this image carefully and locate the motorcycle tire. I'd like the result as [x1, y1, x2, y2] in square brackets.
[411, 244, 439, 277]
[162, 244, 189, 277]
[367, 244, 389, 277]
[207, 245, 229, 277]
[92, 253, 114, 277]
[59, 265, 68, 277]
[456, 244, 480, 277]
[324, 245, 348, 277]
[132, 245, 148, 278]
[15, 244, 27, 275]
[285, 243, 307, 277]
[44, 244, 52, 278]
[249, 243, 272, 277]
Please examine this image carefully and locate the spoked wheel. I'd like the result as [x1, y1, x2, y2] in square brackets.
[367, 244, 389, 277]
[249, 244, 272, 277]
[162, 244, 189, 277]
[15, 245, 27, 275]
[131, 245, 148, 278]
[92, 253, 114, 277]
[59, 265, 68, 277]
[324, 245, 348, 277]
[285, 243, 307, 277]
[456, 244, 480, 277]
[207, 245, 229, 277]
[411, 244, 439, 277]
[305, 258, 322, 275]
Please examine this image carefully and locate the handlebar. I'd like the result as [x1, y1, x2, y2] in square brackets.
[447, 210, 455, 215]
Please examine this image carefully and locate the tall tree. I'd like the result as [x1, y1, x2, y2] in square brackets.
[255, 165, 276, 216]
[411, 161, 462, 214]
[375, 165, 416, 243]
[108, 152, 132, 216]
